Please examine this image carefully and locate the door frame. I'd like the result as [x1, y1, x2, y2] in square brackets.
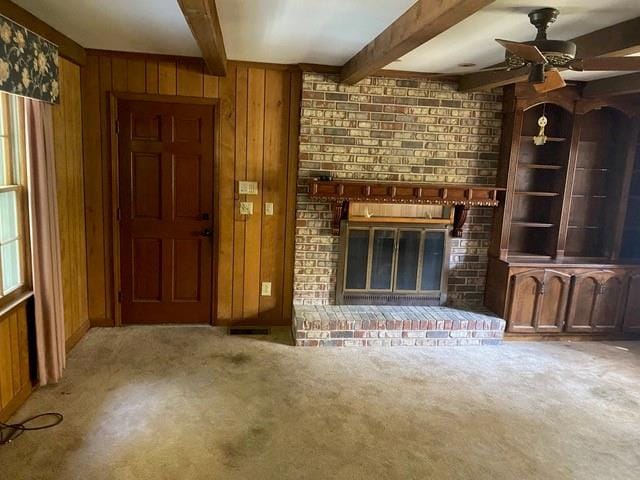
[109, 92, 220, 326]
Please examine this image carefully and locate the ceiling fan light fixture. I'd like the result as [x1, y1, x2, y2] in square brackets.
[504, 8, 576, 70]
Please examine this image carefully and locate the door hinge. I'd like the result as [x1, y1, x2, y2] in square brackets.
[115, 119, 120, 135]
[539, 282, 545, 295]
[117, 291, 122, 303]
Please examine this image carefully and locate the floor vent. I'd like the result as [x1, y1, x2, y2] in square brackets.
[229, 327, 270, 336]
[342, 294, 441, 306]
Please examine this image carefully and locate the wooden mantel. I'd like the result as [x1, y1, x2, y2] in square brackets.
[306, 179, 505, 237]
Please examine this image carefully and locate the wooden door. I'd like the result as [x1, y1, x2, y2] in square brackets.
[537, 270, 571, 333]
[507, 269, 570, 333]
[592, 272, 625, 332]
[565, 272, 600, 332]
[118, 99, 215, 324]
[623, 273, 640, 333]
[508, 269, 544, 333]
[566, 270, 625, 333]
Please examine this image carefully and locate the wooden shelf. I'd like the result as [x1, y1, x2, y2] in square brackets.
[520, 163, 563, 170]
[571, 194, 607, 199]
[576, 167, 609, 172]
[521, 135, 567, 143]
[512, 221, 555, 228]
[515, 191, 560, 197]
[307, 179, 503, 206]
[568, 225, 604, 229]
[348, 216, 453, 225]
[306, 179, 505, 236]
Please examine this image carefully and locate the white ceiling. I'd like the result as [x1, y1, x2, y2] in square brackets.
[13, 0, 202, 57]
[11, 0, 640, 81]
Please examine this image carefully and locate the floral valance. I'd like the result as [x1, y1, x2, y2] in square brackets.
[0, 14, 59, 104]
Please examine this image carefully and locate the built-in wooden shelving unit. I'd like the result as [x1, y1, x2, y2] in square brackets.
[485, 84, 640, 337]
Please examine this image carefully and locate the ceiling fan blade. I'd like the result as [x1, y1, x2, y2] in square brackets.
[479, 64, 510, 72]
[570, 57, 640, 71]
[533, 69, 566, 93]
[495, 39, 547, 64]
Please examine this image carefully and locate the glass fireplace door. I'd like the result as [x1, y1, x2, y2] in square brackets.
[340, 225, 449, 304]
[395, 230, 421, 291]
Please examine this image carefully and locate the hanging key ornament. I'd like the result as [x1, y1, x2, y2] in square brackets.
[533, 114, 548, 145]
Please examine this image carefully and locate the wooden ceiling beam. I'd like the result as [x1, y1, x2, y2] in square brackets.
[0, 0, 86, 65]
[583, 72, 640, 98]
[458, 16, 640, 92]
[340, 0, 495, 85]
[177, 0, 227, 76]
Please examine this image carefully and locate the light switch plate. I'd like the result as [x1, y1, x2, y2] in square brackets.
[265, 202, 274, 216]
[261, 282, 272, 296]
[238, 181, 258, 195]
[240, 201, 253, 215]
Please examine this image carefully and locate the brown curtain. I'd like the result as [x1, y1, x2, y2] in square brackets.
[25, 98, 66, 385]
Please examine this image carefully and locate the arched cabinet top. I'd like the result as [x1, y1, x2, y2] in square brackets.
[520, 97, 575, 114]
[575, 99, 639, 118]
[513, 84, 581, 113]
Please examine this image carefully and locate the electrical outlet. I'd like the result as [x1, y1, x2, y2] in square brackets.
[239, 201, 253, 215]
[265, 202, 274, 215]
[238, 181, 259, 195]
[261, 282, 272, 296]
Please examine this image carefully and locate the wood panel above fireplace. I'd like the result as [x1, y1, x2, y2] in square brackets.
[306, 179, 505, 236]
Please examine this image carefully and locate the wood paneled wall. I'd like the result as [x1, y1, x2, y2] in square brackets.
[0, 302, 31, 422]
[82, 51, 300, 326]
[52, 58, 90, 350]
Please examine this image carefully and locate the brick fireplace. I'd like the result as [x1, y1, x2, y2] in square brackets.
[292, 72, 505, 345]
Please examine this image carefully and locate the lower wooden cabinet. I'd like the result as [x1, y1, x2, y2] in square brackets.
[485, 258, 640, 336]
[566, 270, 626, 333]
[623, 273, 640, 333]
[508, 269, 570, 333]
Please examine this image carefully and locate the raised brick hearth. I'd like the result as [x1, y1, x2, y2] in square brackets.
[294, 305, 506, 347]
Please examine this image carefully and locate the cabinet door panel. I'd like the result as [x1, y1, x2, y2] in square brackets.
[566, 275, 598, 332]
[508, 271, 543, 333]
[537, 272, 571, 332]
[593, 275, 625, 331]
[623, 274, 640, 333]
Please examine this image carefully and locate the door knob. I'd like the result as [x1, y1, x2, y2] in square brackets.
[201, 228, 213, 237]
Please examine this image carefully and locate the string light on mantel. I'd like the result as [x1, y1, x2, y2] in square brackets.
[533, 103, 549, 146]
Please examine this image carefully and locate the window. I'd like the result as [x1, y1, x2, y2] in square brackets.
[0, 93, 28, 306]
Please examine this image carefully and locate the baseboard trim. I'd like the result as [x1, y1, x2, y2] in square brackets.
[90, 317, 114, 327]
[0, 383, 34, 423]
[65, 319, 90, 353]
[505, 333, 640, 342]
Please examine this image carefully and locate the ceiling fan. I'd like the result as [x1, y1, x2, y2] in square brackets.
[491, 7, 640, 93]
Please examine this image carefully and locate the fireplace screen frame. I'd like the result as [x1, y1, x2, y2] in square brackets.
[336, 221, 451, 306]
